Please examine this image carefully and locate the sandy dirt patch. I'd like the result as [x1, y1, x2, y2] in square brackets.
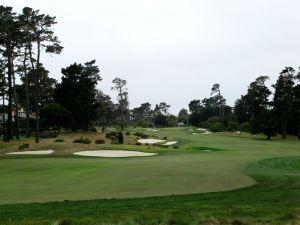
[138, 139, 165, 144]
[7, 150, 54, 155]
[163, 141, 178, 146]
[74, 150, 157, 158]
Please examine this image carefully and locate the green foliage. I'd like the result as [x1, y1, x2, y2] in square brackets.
[90, 127, 97, 132]
[18, 143, 30, 150]
[273, 67, 296, 138]
[73, 137, 91, 144]
[133, 132, 149, 139]
[106, 131, 123, 144]
[54, 139, 64, 142]
[227, 120, 239, 131]
[125, 131, 130, 135]
[54, 60, 101, 131]
[117, 131, 124, 144]
[106, 131, 118, 140]
[207, 117, 223, 132]
[40, 103, 71, 130]
[240, 122, 251, 132]
[94, 139, 105, 144]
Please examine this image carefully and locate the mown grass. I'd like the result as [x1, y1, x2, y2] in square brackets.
[0, 157, 299, 225]
[0, 128, 299, 224]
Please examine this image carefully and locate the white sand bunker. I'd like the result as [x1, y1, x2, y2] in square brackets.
[163, 141, 178, 146]
[7, 150, 54, 155]
[74, 150, 157, 158]
[196, 128, 212, 135]
[146, 128, 159, 132]
[138, 139, 165, 144]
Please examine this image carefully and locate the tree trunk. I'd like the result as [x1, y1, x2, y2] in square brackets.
[6, 53, 13, 141]
[34, 41, 41, 143]
[34, 75, 40, 143]
[12, 60, 20, 139]
[281, 112, 287, 139]
[2, 92, 6, 141]
[23, 47, 30, 138]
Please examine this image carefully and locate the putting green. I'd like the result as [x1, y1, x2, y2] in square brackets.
[0, 154, 255, 204]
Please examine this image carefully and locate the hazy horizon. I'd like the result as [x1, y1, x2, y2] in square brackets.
[2, 0, 300, 114]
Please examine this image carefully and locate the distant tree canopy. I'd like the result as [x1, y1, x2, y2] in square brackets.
[54, 60, 101, 131]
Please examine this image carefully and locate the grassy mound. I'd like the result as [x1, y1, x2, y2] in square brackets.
[246, 156, 300, 185]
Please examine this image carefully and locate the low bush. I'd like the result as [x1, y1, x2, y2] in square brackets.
[117, 131, 124, 144]
[133, 132, 149, 138]
[54, 138, 64, 142]
[106, 131, 123, 144]
[135, 142, 142, 145]
[125, 131, 130, 135]
[173, 146, 179, 149]
[90, 127, 97, 132]
[73, 137, 91, 144]
[106, 131, 118, 139]
[94, 139, 105, 144]
[19, 143, 30, 150]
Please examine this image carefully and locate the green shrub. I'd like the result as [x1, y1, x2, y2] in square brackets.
[73, 137, 91, 144]
[227, 120, 239, 131]
[106, 131, 123, 144]
[94, 139, 105, 144]
[133, 131, 143, 136]
[163, 136, 167, 140]
[90, 127, 97, 132]
[240, 122, 251, 132]
[133, 132, 149, 138]
[135, 142, 142, 145]
[106, 131, 118, 140]
[19, 143, 30, 150]
[125, 131, 130, 135]
[208, 122, 223, 132]
[54, 138, 64, 142]
[173, 146, 179, 149]
[117, 131, 124, 144]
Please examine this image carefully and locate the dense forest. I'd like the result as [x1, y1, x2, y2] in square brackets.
[0, 5, 299, 142]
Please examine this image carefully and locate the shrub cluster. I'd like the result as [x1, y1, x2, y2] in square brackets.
[19, 143, 30, 150]
[54, 138, 64, 142]
[133, 132, 149, 139]
[105, 131, 123, 144]
[94, 139, 105, 144]
[73, 137, 91, 144]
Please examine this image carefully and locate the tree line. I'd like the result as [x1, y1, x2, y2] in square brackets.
[187, 69, 300, 139]
[0, 5, 299, 141]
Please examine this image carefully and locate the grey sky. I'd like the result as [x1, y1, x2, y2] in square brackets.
[3, 0, 300, 114]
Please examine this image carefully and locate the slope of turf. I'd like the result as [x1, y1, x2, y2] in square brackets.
[0, 156, 299, 225]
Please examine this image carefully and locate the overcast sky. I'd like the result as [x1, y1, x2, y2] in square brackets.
[3, 0, 300, 113]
